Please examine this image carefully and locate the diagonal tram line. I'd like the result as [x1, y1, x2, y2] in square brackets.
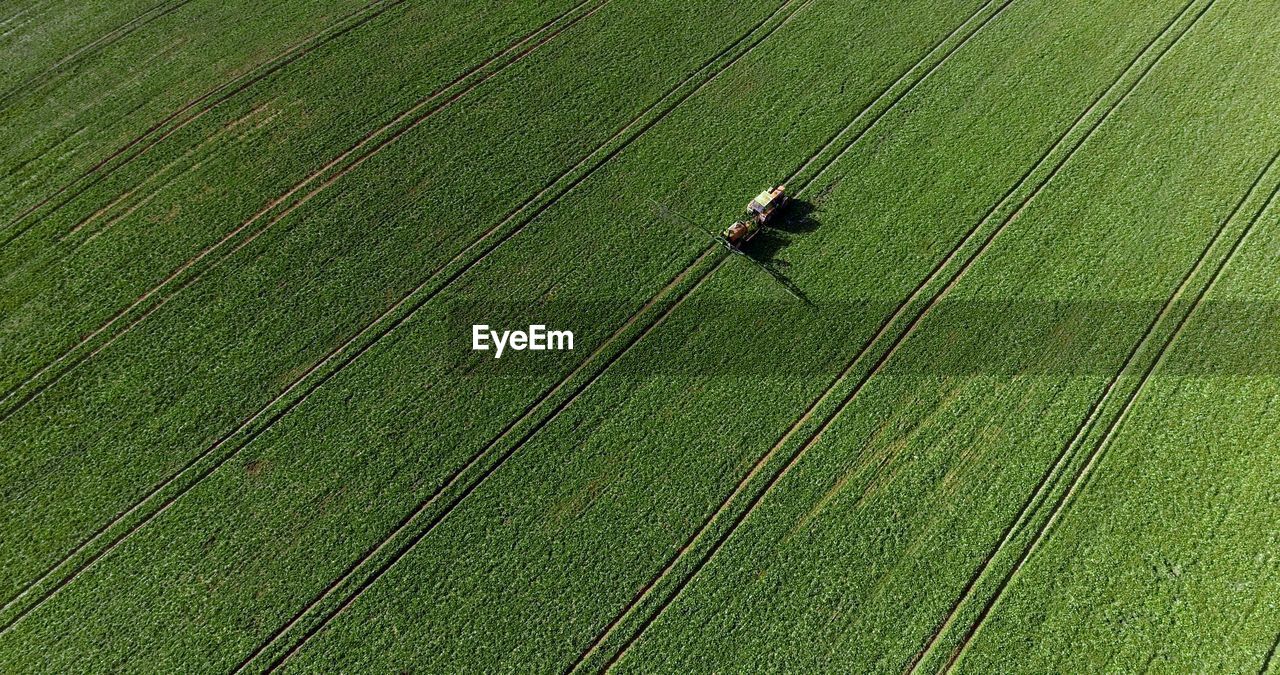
[579, 0, 1215, 669]
[0, 0, 609, 624]
[239, 246, 730, 674]
[54, 98, 280, 246]
[0, 0, 610, 421]
[910, 145, 1280, 674]
[0, 0, 810, 639]
[0, 5, 39, 32]
[2, 0, 590, 254]
[0, 0, 195, 110]
[230, 1, 835, 670]
[941, 158, 1280, 673]
[1, 0, 409, 240]
[1263, 630, 1280, 674]
[228, 0, 1021, 670]
[58, 98, 282, 249]
[570, 4, 1025, 670]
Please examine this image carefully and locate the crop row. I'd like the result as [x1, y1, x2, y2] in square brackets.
[920, 147, 1280, 673]
[2, 0, 164, 99]
[0, 0, 591, 398]
[270, 0, 1280, 670]
[8, 0, 1274, 670]
[576, 0, 1219, 666]
[0, 0, 999, 669]
[0, 0, 614, 429]
[254, 1, 1020, 669]
[3, 0, 1198, 669]
[1, 0, 619, 602]
[948, 137, 1280, 671]
[609, 0, 1280, 670]
[0, 0, 842, 666]
[0, 0, 378, 224]
[2, 0, 409, 245]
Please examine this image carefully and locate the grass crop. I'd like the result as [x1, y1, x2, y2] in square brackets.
[602, 0, 1280, 670]
[0, 0, 855, 667]
[1, 0, 164, 96]
[0, 0, 378, 224]
[0, 0, 995, 669]
[0, 0, 596, 397]
[951, 175, 1280, 675]
[281, 0, 1280, 671]
[3, 0, 1278, 671]
[0, 0, 616, 600]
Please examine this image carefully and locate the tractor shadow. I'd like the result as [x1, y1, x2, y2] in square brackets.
[750, 198, 820, 262]
[745, 198, 820, 305]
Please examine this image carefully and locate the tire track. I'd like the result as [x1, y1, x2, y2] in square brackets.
[0, 0, 406, 240]
[911, 143, 1279, 675]
[0, 0, 807, 639]
[941, 162, 1280, 674]
[1225, 556, 1280, 675]
[7, 0, 583, 255]
[580, 0, 1211, 669]
[54, 99, 277, 246]
[0, 0, 609, 626]
[1263, 631, 1280, 674]
[0, 4, 41, 34]
[224, 3, 828, 670]
[0, 0, 194, 110]
[0, 0, 609, 421]
[241, 246, 728, 675]
[233, 0, 1016, 669]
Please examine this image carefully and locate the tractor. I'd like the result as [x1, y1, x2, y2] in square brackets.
[720, 184, 788, 250]
[648, 182, 805, 301]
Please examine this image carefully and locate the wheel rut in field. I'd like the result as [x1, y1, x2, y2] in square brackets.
[940, 151, 1280, 673]
[2, 0, 407, 238]
[0, 0, 195, 110]
[0, 0, 610, 421]
[0, 0, 611, 629]
[226, 0, 1017, 669]
[1262, 630, 1280, 674]
[223, 1, 829, 669]
[0, 0, 808, 643]
[577, 0, 1216, 669]
[911, 139, 1278, 675]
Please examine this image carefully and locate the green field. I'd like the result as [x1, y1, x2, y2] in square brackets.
[3, 0, 1279, 671]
